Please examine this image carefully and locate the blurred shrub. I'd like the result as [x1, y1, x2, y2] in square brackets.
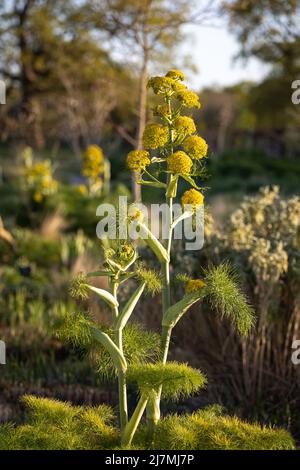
[0, 398, 294, 450]
[172, 186, 300, 439]
[46, 182, 130, 236]
[209, 149, 300, 194]
[148, 406, 295, 450]
[0, 396, 119, 450]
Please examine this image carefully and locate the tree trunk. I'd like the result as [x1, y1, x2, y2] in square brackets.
[133, 53, 148, 203]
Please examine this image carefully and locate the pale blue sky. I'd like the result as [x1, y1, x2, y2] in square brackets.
[182, 23, 271, 90]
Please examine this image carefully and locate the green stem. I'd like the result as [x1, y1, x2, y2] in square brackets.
[146, 98, 175, 441]
[160, 325, 172, 364]
[115, 327, 128, 432]
[121, 394, 148, 448]
[111, 278, 128, 433]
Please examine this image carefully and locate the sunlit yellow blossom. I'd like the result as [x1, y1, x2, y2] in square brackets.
[26, 161, 51, 179]
[183, 135, 208, 160]
[33, 192, 43, 203]
[83, 145, 104, 179]
[127, 150, 150, 171]
[25, 159, 58, 199]
[167, 151, 193, 175]
[182, 188, 204, 207]
[143, 123, 169, 149]
[147, 76, 178, 95]
[166, 69, 185, 81]
[185, 279, 206, 294]
[78, 185, 88, 195]
[128, 204, 145, 222]
[174, 116, 196, 136]
[176, 89, 201, 109]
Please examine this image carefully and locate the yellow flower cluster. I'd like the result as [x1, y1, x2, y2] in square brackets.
[143, 123, 169, 149]
[166, 69, 185, 81]
[167, 151, 193, 175]
[77, 184, 88, 195]
[183, 135, 208, 160]
[174, 116, 196, 136]
[27, 161, 51, 178]
[185, 279, 206, 294]
[127, 150, 151, 171]
[83, 145, 104, 179]
[147, 70, 187, 96]
[33, 192, 43, 203]
[182, 188, 204, 207]
[176, 89, 201, 109]
[128, 204, 145, 222]
[26, 160, 58, 203]
[147, 76, 178, 95]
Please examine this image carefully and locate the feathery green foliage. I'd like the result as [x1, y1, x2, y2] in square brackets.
[147, 406, 296, 450]
[54, 307, 95, 348]
[127, 362, 207, 400]
[135, 264, 162, 295]
[204, 263, 255, 336]
[0, 396, 119, 450]
[22, 395, 82, 424]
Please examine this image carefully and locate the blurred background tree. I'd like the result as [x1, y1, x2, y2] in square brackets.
[83, 0, 217, 200]
[222, 0, 300, 157]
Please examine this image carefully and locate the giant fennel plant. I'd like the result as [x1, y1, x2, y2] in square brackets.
[55, 70, 256, 448]
[1, 71, 294, 450]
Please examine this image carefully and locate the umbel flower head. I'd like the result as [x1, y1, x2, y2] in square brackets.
[182, 188, 204, 207]
[127, 150, 150, 171]
[185, 279, 206, 294]
[174, 116, 196, 136]
[143, 123, 169, 149]
[166, 69, 185, 81]
[83, 145, 104, 178]
[147, 76, 177, 95]
[147, 70, 187, 95]
[183, 135, 208, 160]
[128, 204, 145, 222]
[167, 151, 193, 175]
[176, 89, 201, 109]
[25, 159, 58, 202]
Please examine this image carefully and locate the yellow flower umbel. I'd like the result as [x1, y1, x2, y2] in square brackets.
[77, 184, 88, 195]
[176, 89, 201, 109]
[33, 192, 43, 203]
[182, 188, 204, 207]
[174, 116, 196, 137]
[147, 76, 177, 95]
[183, 136, 208, 160]
[167, 151, 193, 175]
[127, 150, 151, 171]
[83, 145, 104, 179]
[128, 204, 145, 222]
[165, 69, 185, 81]
[185, 279, 206, 294]
[25, 159, 58, 203]
[143, 123, 169, 149]
[82, 145, 109, 195]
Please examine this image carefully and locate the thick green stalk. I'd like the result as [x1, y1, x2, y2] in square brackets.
[162, 193, 172, 313]
[111, 279, 128, 432]
[115, 327, 128, 432]
[146, 98, 175, 439]
[121, 394, 148, 448]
